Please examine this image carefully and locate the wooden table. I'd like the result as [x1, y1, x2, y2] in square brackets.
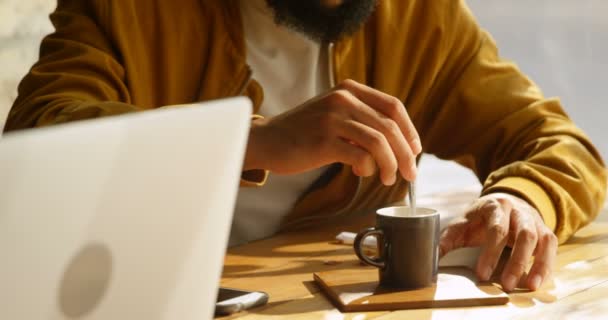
[219, 187, 608, 319]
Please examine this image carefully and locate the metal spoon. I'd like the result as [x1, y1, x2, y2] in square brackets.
[408, 180, 416, 216]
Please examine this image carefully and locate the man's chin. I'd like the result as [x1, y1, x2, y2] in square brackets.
[319, 0, 346, 10]
[265, 0, 378, 43]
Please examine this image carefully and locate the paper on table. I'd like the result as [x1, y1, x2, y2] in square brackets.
[336, 231, 377, 247]
[336, 215, 480, 270]
[437, 214, 481, 269]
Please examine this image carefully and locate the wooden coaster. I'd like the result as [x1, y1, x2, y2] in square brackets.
[314, 266, 509, 312]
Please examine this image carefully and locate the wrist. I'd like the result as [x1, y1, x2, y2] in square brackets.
[243, 117, 271, 171]
[483, 177, 557, 232]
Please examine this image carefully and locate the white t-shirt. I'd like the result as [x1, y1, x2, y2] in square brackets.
[229, 0, 330, 246]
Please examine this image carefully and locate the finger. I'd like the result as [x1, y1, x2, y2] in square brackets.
[501, 210, 539, 292]
[336, 79, 422, 155]
[346, 100, 416, 181]
[331, 139, 376, 177]
[338, 120, 398, 185]
[438, 218, 469, 258]
[475, 199, 511, 281]
[526, 231, 557, 290]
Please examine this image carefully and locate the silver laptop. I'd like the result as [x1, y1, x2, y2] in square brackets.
[0, 97, 251, 319]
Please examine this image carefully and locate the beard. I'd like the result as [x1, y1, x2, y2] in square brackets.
[265, 0, 378, 43]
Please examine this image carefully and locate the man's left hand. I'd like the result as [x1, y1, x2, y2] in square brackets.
[438, 192, 558, 292]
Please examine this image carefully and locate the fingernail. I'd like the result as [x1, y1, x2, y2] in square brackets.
[530, 274, 542, 290]
[412, 138, 422, 154]
[504, 275, 517, 291]
[382, 175, 394, 186]
[410, 163, 417, 180]
[387, 174, 396, 185]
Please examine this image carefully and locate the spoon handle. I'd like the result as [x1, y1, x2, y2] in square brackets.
[408, 180, 416, 215]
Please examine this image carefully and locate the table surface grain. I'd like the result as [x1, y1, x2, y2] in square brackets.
[219, 187, 608, 320]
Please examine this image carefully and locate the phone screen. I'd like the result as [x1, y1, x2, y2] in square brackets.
[216, 288, 252, 302]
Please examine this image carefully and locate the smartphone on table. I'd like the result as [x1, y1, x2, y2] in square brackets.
[215, 287, 269, 316]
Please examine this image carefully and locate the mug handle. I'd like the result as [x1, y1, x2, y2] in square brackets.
[354, 227, 386, 268]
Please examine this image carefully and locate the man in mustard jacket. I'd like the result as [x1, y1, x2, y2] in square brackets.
[5, 0, 606, 292]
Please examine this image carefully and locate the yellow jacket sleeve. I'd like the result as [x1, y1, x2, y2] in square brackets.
[423, 1, 607, 243]
[4, 1, 138, 131]
[4, 0, 265, 187]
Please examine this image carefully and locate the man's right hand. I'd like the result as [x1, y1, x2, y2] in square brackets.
[244, 79, 421, 185]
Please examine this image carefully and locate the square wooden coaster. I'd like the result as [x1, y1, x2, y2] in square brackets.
[314, 266, 509, 312]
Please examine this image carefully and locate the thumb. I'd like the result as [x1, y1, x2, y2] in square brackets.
[438, 219, 469, 258]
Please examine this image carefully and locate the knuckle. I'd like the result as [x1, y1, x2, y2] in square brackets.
[482, 198, 502, 212]
[518, 228, 538, 244]
[385, 97, 403, 118]
[509, 260, 528, 275]
[489, 224, 509, 240]
[338, 79, 357, 89]
[327, 90, 351, 108]
[542, 233, 558, 247]
[366, 130, 385, 149]
[384, 119, 401, 138]
[468, 198, 488, 213]
[495, 197, 511, 207]
[550, 233, 558, 245]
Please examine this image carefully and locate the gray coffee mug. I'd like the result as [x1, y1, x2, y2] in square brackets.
[354, 206, 440, 289]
